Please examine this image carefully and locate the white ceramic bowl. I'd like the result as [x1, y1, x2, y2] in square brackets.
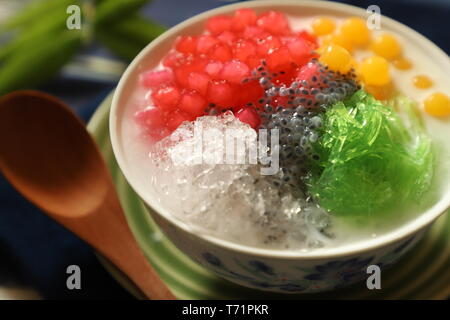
[110, 0, 450, 293]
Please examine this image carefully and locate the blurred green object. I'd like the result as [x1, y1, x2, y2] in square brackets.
[0, 0, 167, 95]
[0, 6, 71, 61]
[95, 0, 151, 26]
[97, 14, 166, 60]
[1, 0, 72, 30]
[0, 30, 82, 94]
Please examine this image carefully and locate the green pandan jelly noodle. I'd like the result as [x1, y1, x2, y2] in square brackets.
[308, 90, 434, 217]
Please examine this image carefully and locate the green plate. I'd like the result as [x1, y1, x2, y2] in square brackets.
[88, 92, 450, 300]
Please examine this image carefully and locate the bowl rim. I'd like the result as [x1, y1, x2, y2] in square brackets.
[110, 0, 450, 260]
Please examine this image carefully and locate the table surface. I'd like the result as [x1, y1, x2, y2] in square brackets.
[0, 0, 449, 299]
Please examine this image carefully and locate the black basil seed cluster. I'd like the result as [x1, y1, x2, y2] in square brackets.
[253, 60, 359, 195]
[262, 106, 324, 196]
[250, 59, 359, 110]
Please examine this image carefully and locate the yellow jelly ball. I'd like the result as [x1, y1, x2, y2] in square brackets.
[340, 17, 370, 46]
[360, 56, 390, 86]
[353, 62, 363, 81]
[365, 82, 394, 101]
[321, 32, 353, 52]
[348, 58, 358, 73]
[312, 17, 336, 36]
[371, 34, 401, 60]
[332, 32, 354, 52]
[392, 57, 412, 70]
[424, 92, 450, 117]
[319, 44, 353, 73]
[412, 75, 433, 89]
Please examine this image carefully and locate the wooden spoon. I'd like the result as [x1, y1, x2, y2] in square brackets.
[0, 90, 175, 300]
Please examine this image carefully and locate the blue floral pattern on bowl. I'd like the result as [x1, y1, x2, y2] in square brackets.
[198, 234, 418, 293]
[303, 257, 374, 289]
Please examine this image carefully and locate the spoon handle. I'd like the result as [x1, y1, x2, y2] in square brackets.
[108, 225, 177, 300]
[57, 188, 176, 300]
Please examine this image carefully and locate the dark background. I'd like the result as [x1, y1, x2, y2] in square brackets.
[0, 0, 449, 299]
